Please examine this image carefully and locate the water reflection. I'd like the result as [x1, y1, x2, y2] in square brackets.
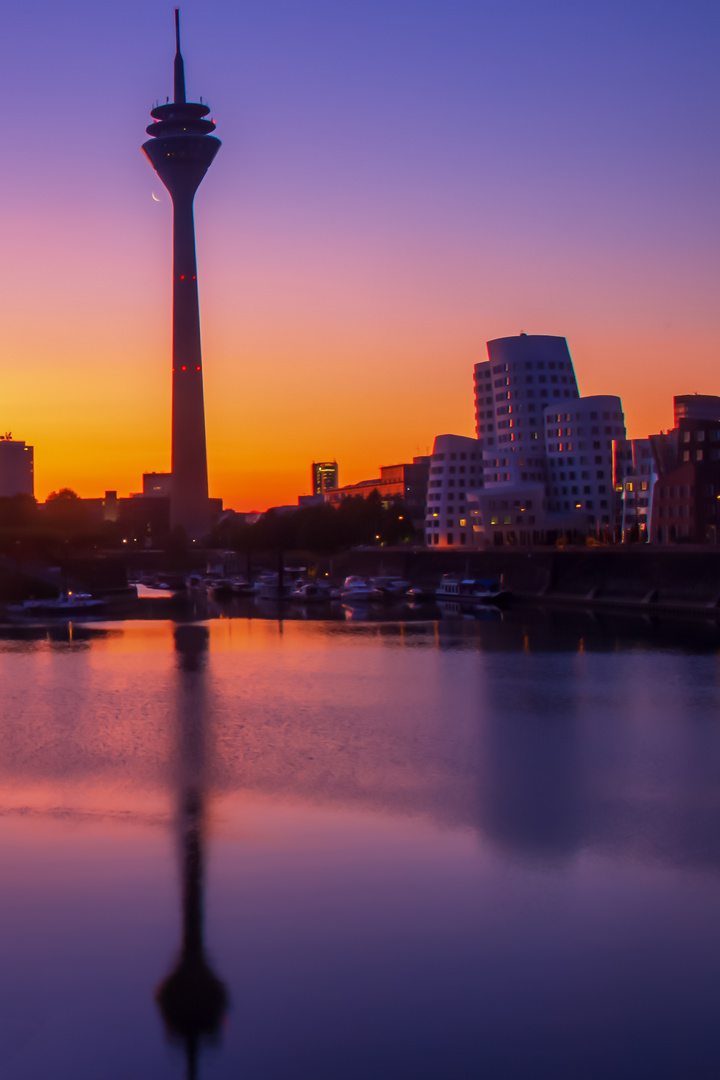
[156, 626, 227, 1079]
[479, 657, 584, 861]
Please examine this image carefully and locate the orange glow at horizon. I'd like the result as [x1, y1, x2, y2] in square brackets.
[5, 202, 716, 512]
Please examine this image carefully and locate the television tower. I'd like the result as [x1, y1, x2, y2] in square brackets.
[143, 10, 221, 540]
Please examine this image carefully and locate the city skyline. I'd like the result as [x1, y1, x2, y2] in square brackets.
[0, 0, 718, 510]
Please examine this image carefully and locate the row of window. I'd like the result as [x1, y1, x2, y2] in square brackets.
[552, 486, 608, 498]
[549, 456, 605, 467]
[548, 441, 613, 452]
[489, 515, 537, 526]
[432, 452, 480, 461]
[428, 482, 468, 492]
[658, 506, 692, 518]
[552, 471, 605, 482]
[494, 389, 577, 403]
[682, 429, 720, 443]
[485, 360, 571, 374]
[547, 410, 622, 423]
[547, 426, 623, 438]
[427, 500, 467, 510]
[683, 449, 720, 462]
[548, 500, 610, 514]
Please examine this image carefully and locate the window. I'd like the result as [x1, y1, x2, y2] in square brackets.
[697, 450, 704, 461]
[683, 431, 691, 443]
[697, 431, 706, 443]
[447, 533, 454, 544]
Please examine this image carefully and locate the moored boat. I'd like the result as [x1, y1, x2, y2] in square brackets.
[436, 575, 510, 606]
[290, 582, 334, 603]
[371, 576, 410, 599]
[340, 576, 382, 602]
[8, 591, 105, 617]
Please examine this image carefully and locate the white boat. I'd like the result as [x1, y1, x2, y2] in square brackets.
[255, 573, 304, 601]
[436, 575, 510, 606]
[8, 591, 105, 616]
[371, 576, 410, 599]
[340, 576, 382, 602]
[289, 582, 333, 603]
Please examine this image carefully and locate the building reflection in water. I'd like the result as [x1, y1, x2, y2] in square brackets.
[156, 625, 228, 1080]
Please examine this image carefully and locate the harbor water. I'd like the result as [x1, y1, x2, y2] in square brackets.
[1, 612, 720, 1078]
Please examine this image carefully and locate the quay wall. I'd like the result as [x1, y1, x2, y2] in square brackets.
[320, 547, 720, 613]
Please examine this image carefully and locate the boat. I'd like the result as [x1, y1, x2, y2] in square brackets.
[8, 591, 105, 616]
[339, 576, 382, 602]
[255, 572, 305, 601]
[230, 578, 255, 597]
[435, 575, 510, 606]
[206, 578, 234, 600]
[406, 585, 435, 601]
[371, 576, 410, 599]
[289, 582, 334, 603]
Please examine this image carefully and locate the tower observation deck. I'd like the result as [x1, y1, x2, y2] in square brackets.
[143, 9, 221, 540]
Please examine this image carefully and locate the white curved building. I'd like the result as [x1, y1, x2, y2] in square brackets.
[424, 434, 482, 547]
[544, 395, 625, 528]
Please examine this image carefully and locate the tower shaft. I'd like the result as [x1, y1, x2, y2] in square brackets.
[171, 192, 209, 538]
[142, 10, 220, 541]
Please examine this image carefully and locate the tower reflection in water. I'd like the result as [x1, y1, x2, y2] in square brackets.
[156, 625, 228, 1079]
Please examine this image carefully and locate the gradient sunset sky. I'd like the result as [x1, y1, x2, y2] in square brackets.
[1, 0, 718, 509]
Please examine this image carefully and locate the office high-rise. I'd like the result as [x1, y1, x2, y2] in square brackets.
[143, 11, 221, 540]
[0, 438, 34, 498]
[312, 461, 339, 495]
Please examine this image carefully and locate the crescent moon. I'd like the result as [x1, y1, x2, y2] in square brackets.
[151, 192, 161, 202]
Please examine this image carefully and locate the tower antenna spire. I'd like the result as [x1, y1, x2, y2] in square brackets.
[174, 8, 186, 105]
